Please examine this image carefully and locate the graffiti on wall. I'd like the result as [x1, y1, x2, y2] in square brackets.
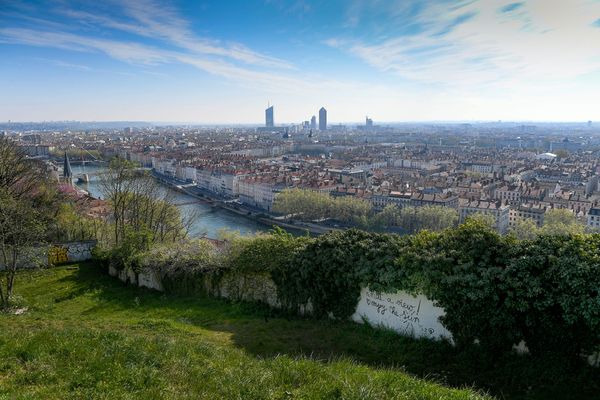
[46, 241, 96, 266]
[48, 245, 69, 266]
[352, 288, 452, 341]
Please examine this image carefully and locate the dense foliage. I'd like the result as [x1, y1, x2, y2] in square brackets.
[371, 204, 459, 233]
[504, 234, 600, 358]
[273, 188, 459, 233]
[105, 219, 600, 361]
[273, 188, 371, 227]
[509, 208, 587, 239]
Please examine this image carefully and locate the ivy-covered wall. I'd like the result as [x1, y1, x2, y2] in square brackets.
[101, 221, 600, 362]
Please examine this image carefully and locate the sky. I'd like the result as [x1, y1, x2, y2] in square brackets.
[1, 0, 600, 124]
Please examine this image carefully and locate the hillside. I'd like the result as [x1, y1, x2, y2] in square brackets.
[0, 263, 486, 400]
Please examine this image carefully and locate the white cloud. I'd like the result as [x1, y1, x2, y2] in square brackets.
[0, 26, 361, 97]
[329, 0, 600, 88]
[0, 28, 170, 64]
[61, 1, 293, 70]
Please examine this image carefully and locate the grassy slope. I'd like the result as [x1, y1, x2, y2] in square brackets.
[0, 263, 598, 399]
[0, 264, 484, 400]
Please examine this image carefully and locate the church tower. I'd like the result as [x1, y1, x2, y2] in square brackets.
[63, 151, 73, 185]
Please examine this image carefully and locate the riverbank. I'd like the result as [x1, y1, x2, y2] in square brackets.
[70, 165, 270, 238]
[152, 171, 337, 236]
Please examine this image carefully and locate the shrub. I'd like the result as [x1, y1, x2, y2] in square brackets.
[108, 228, 154, 272]
[227, 227, 311, 275]
[101, 222, 600, 361]
[504, 234, 600, 358]
[137, 239, 222, 295]
[411, 218, 519, 351]
[277, 229, 405, 318]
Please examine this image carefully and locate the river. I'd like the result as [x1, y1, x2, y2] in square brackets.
[71, 165, 269, 239]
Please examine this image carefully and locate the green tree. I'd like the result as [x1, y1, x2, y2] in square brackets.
[394, 206, 458, 233]
[509, 218, 539, 240]
[540, 208, 584, 236]
[413, 218, 518, 350]
[372, 204, 401, 228]
[504, 234, 600, 358]
[554, 149, 569, 159]
[273, 189, 371, 226]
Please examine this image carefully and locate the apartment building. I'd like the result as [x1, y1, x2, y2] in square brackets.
[587, 208, 600, 230]
[459, 199, 510, 233]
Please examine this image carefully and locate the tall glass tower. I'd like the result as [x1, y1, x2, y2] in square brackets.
[265, 106, 274, 127]
[319, 107, 327, 131]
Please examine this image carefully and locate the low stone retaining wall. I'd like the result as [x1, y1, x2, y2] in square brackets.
[48, 241, 96, 265]
[352, 288, 451, 341]
[0, 240, 96, 271]
[105, 266, 599, 366]
[108, 266, 447, 341]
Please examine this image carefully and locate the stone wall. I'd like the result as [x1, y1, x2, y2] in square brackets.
[352, 288, 451, 341]
[0, 240, 96, 271]
[108, 267, 446, 340]
[48, 241, 96, 265]
[105, 265, 599, 367]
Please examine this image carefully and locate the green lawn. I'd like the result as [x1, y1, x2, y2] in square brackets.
[0, 263, 597, 399]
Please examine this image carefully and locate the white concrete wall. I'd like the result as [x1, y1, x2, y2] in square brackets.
[352, 288, 451, 341]
[105, 267, 599, 366]
[138, 270, 164, 291]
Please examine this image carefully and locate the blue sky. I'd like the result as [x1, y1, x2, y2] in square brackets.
[1, 0, 600, 123]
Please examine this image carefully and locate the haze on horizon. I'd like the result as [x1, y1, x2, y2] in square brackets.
[1, 0, 600, 124]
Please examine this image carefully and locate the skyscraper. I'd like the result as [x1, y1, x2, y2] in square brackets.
[265, 105, 274, 127]
[310, 115, 317, 130]
[319, 107, 327, 131]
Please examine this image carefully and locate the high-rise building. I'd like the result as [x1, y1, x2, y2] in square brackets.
[319, 107, 327, 131]
[366, 116, 373, 129]
[310, 115, 317, 130]
[265, 105, 274, 127]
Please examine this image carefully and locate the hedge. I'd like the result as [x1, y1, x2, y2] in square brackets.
[103, 220, 600, 360]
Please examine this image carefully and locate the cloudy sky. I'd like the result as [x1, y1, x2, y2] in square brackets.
[1, 0, 600, 123]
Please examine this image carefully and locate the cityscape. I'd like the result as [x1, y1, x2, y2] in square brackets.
[2, 1, 600, 399]
[4, 116, 600, 237]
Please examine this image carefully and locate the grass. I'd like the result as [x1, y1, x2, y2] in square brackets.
[0, 263, 597, 399]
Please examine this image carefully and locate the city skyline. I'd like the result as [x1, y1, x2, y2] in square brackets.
[2, 0, 600, 123]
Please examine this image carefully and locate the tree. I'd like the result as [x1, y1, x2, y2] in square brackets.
[504, 234, 600, 358]
[509, 218, 539, 241]
[0, 191, 47, 309]
[52, 202, 112, 243]
[273, 189, 371, 226]
[0, 139, 56, 310]
[415, 206, 459, 232]
[554, 149, 569, 159]
[540, 208, 584, 236]
[98, 158, 192, 246]
[393, 206, 458, 233]
[372, 204, 401, 229]
[417, 218, 518, 350]
[0, 138, 41, 199]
